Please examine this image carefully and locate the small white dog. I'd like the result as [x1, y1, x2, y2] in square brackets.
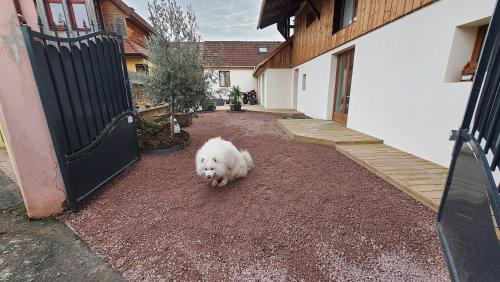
[196, 137, 253, 187]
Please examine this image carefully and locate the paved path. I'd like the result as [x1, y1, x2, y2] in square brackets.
[0, 168, 123, 281]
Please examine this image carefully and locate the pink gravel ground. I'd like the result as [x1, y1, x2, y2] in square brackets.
[65, 112, 449, 281]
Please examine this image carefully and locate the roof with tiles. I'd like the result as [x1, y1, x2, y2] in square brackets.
[124, 39, 149, 57]
[202, 41, 283, 67]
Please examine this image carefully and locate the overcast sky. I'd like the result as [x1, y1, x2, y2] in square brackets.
[123, 0, 283, 41]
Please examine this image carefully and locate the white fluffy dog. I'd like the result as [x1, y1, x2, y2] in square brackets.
[196, 137, 253, 187]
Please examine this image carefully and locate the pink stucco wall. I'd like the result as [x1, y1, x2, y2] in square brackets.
[0, 0, 67, 217]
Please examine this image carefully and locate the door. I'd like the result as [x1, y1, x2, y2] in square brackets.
[333, 48, 354, 123]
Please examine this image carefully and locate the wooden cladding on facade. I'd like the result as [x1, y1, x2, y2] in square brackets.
[254, 38, 293, 77]
[101, 0, 127, 33]
[126, 19, 147, 46]
[257, 0, 437, 75]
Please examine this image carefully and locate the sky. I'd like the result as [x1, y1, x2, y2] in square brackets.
[123, 0, 283, 41]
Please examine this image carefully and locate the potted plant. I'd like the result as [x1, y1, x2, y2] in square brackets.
[229, 85, 243, 111]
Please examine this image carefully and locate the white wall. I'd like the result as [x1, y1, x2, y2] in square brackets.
[206, 68, 257, 99]
[259, 69, 294, 109]
[292, 0, 495, 166]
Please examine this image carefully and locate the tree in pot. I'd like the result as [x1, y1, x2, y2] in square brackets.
[229, 85, 243, 111]
[145, 0, 207, 139]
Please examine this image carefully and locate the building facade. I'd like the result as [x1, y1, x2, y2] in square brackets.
[202, 41, 282, 100]
[100, 0, 154, 73]
[33, 0, 154, 73]
[255, 0, 495, 167]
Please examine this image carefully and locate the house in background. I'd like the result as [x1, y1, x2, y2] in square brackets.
[202, 41, 282, 100]
[34, 0, 101, 34]
[255, 0, 495, 167]
[100, 0, 154, 73]
[34, 0, 154, 74]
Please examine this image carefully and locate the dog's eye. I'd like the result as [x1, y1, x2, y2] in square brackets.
[210, 168, 214, 170]
[205, 168, 207, 170]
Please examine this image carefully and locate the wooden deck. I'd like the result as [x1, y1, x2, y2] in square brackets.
[277, 119, 383, 146]
[278, 119, 447, 211]
[336, 144, 447, 211]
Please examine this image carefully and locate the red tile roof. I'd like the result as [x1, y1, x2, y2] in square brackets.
[124, 39, 149, 57]
[202, 41, 283, 67]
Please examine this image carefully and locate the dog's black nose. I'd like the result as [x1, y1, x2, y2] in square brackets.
[207, 175, 212, 178]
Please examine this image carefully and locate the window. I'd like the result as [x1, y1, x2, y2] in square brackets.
[461, 24, 488, 81]
[332, 0, 358, 33]
[302, 74, 307, 91]
[44, 0, 90, 30]
[306, 11, 316, 28]
[135, 64, 149, 74]
[68, 0, 90, 30]
[219, 71, 230, 87]
[258, 47, 268, 53]
[44, 0, 68, 29]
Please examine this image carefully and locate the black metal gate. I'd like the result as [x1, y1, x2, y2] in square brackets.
[22, 26, 140, 209]
[437, 2, 500, 281]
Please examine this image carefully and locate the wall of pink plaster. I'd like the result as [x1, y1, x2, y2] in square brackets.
[0, 0, 67, 218]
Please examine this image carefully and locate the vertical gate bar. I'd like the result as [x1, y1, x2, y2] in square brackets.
[21, 26, 77, 208]
[86, 34, 108, 128]
[38, 36, 73, 151]
[471, 21, 500, 134]
[483, 89, 500, 153]
[477, 50, 500, 141]
[99, 34, 120, 116]
[103, 33, 122, 114]
[492, 137, 500, 171]
[110, 37, 129, 111]
[75, 37, 100, 135]
[67, 38, 92, 142]
[107, 36, 126, 113]
[118, 35, 134, 111]
[97, 34, 118, 117]
[54, 37, 83, 148]
[93, 34, 114, 121]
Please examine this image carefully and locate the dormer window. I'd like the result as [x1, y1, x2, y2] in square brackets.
[259, 47, 268, 54]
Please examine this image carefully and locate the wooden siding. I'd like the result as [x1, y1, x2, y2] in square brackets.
[254, 38, 293, 77]
[101, 0, 128, 35]
[126, 19, 147, 46]
[259, 0, 437, 71]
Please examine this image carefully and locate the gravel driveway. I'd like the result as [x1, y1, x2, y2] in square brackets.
[65, 112, 448, 281]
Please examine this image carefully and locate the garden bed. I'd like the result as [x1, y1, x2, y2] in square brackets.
[137, 116, 191, 152]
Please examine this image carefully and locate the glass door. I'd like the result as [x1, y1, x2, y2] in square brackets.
[333, 48, 354, 123]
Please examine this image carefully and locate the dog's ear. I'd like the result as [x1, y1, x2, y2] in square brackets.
[212, 157, 216, 163]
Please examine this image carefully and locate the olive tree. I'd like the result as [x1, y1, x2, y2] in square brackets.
[146, 0, 207, 136]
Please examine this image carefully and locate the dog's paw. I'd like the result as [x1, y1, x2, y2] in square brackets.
[218, 179, 228, 187]
[211, 179, 219, 187]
